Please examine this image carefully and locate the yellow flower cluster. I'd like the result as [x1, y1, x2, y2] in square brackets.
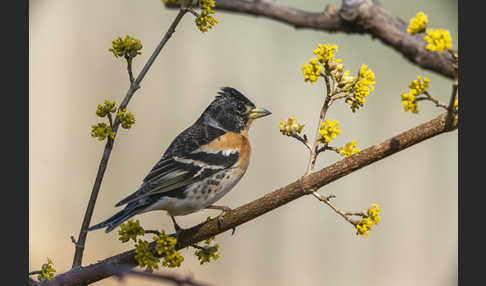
[117, 108, 136, 129]
[401, 93, 418, 113]
[318, 119, 341, 143]
[336, 68, 354, 87]
[345, 64, 376, 112]
[401, 76, 429, 113]
[37, 258, 56, 282]
[279, 116, 305, 136]
[424, 28, 452, 53]
[454, 96, 458, 111]
[123, 223, 184, 270]
[339, 140, 360, 158]
[96, 100, 116, 117]
[134, 239, 160, 271]
[118, 219, 145, 243]
[407, 11, 453, 54]
[313, 44, 338, 65]
[154, 231, 184, 268]
[302, 58, 323, 85]
[195, 0, 219, 32]
[356, 203, 381, 237]
[91, 123, 115, 141]
[407, 12, 428, 34]
[109, 35, 142, 59]
[194, 236, 221, 264]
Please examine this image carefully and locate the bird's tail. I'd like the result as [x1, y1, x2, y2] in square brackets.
[88, 204, 146, 233]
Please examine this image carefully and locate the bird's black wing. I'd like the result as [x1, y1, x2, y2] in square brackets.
[115, 123, 237, 207]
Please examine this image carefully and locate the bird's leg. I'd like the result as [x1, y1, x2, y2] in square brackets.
[170, 216, 184, 238]
[205, 205, 236, 235]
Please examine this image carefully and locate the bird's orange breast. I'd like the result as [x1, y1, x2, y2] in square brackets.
[197, 131, 251, 170]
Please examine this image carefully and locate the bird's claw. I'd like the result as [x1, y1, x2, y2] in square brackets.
[215, 209, 236, 236]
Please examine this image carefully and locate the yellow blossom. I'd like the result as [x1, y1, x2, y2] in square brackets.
[407, 12, 428, 34]
[318, 119, 341, 143]
[339, 140, 360, 158]
[134, 239, 160, 271]
[154, 231, 184, 268]
[338, 70, 355, 87]
[356, 203, 381, 237]
[91, 123, 115, 141]
[368, 203, 381, 223]
[313, 44, 338, 65]
[345, 64, 375, 112]
[454, 96, 458, 111]
[109, 35, 142, 59]
[409, 75, 429, 94]
[194, 236, 221, 264]
[424, 28, 452, 53]
[401, 76, 429, 113]
[302, 58, 322, 85]
[37, 258, 56, 282]
[195, 0, 219, 32]
[118, 219, 145, 243]
[401, 90, 419, 113]
[279, 116, 305, 136]
[96, 100, 116, 117]
[117, 108, 136, 129]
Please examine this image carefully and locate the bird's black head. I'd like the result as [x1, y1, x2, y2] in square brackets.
[199, 87, 271, 133]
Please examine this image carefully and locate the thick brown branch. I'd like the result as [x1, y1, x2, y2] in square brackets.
[165, 0, 456, 79]
[51, 112, 456, 286]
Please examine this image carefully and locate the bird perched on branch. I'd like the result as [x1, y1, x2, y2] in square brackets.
[89, 87, 271, 233]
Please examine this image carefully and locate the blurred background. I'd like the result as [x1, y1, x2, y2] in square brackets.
[29, 0, 458, 285]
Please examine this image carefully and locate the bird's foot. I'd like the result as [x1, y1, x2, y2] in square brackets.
[206, 205, 236, 235]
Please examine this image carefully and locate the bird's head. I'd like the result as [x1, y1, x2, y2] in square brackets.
[200, 87, 271, 133]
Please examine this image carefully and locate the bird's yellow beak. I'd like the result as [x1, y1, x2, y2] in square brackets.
[249, 107, 272, 119]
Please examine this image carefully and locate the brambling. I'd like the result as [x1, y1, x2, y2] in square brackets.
[89, 87, 271, 233]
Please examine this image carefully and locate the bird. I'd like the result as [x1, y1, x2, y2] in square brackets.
[88, 87, 271, 233]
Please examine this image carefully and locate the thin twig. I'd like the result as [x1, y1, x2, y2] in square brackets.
[311, 192, 358, 226]
[183, 8, 200, 17]
[107, 113, 114, 129]
[126, 57, 135, 85]
[445, 50, 459, 130]
[329, 93, 348, 106]
[344, 212, 365, 217]
[316, 145, 339, 156]
[71, 0, 194, 269]
[306, 75, 332, 174]
[190, 244, 207, 250]
[145, 230, 161, 235]
[28, 271, 42, 276]
[422, 91, 448, 110]
[290, 134, 312, 151]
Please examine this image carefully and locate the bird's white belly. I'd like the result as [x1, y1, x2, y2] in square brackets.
[143, 168, 245, 216]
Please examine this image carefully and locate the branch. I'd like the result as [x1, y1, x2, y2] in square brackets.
[311, 193, 360, 226]
[71, 0, 194, 269]
[51, 111, 457, 286]
[306, 76, 332, 174]
[165, 0, 456, 79]
[444, 50, 459, 130]
[122, 270, 215, 286]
